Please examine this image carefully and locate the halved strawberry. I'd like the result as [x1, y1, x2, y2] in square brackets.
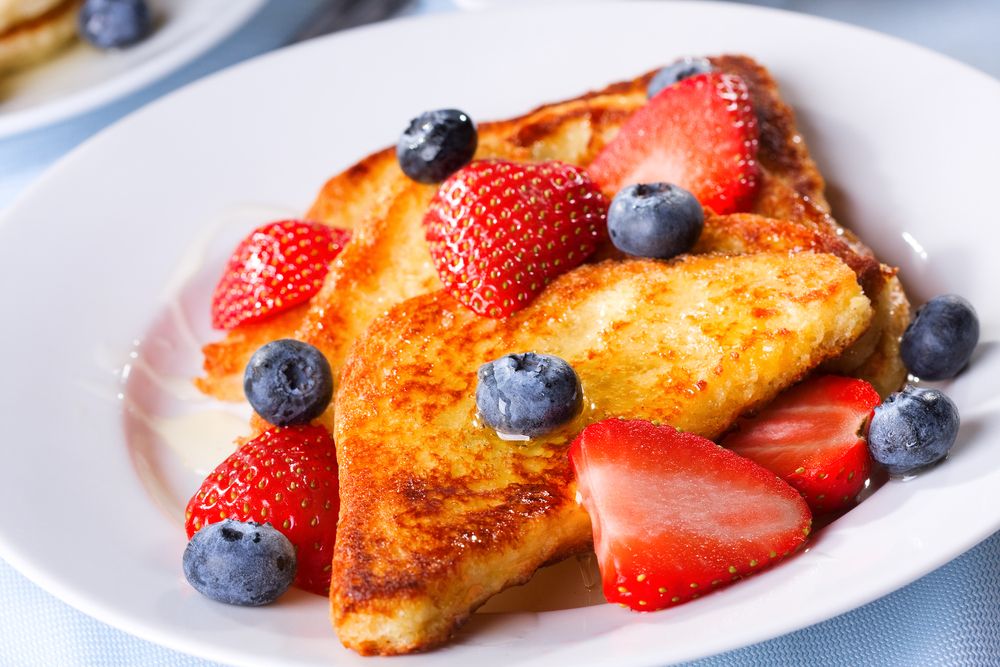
[211, 220, 351, 330]
[588, 72, 759, 214]
[569, 419, 811, 612]
[722, 375, 881, 513]
[423, 159, 608, 318]
[185, 424, 339, 595]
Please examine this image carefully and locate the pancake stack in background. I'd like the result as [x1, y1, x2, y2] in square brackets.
[0, 0, 81, 74]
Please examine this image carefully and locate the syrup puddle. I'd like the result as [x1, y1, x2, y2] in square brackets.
[479, 552, 606, 613]
[119, 204, 290, 521]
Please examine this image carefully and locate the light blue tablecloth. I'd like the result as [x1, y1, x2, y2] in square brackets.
[2, 1, 998, 665]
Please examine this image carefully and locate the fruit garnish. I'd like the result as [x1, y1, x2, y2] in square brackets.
[79, 0, 152, 49]
[588, 71, 759, 215]
[868, 385, 960, 477]
[569, 419, 811, 612]
[423, 159, 608, 318]
[244, 339, 333, 426]
[900, 294, 979, 380]
[397, 109, 478, 183]
[210, 219, 350, 330]
[476, 352, 581, 437]
[722, 375, 881, 513]
[183, 519, 296, 606]
[185, 425, 339, 595]
[607, 182, 703, 258]
[646, 56, 714, 98]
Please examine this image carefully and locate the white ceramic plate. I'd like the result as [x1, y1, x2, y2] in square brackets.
[1, 3, 999, 665]
[0, 0, 263, 138]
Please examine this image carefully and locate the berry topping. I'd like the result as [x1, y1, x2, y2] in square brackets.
[78, 0, 152, 49]
[867, 385, 960, 477]
[476, 352, 581, 438]
[607, 182, 704, 258]
[569, 419, 811, 612]
[182, 519, 296, 606]
[722, 376, 881, 513]
[397, 109, 478, 183]
[588, 72, 759, 215]
[244, 339, 333, 426]
[185, 425, 339, 595]
[211, 220, 350, 330]
[646, 56, 714, 98]
[423, 159, 608, 318]
[900, 295, 979, 380]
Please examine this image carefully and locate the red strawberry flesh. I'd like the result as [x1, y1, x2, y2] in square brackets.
[723, 375, 881, 513]
[185, 424, 339, 595]
[570, 419, 811, 611]
[588, 72, 759, 215]
[211, 219, 351, 330]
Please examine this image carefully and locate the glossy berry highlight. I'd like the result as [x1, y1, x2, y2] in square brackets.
[477, 352, 582, 437]
[397, 109, 478, 183]
[867, 385, 960, 476]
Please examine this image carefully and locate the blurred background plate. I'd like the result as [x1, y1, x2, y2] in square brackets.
[0, 0, 263, 138]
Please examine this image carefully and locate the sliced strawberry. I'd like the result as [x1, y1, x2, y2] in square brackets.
[722, 375, 881, 513]
[588, 72, 759, 214]
[569, 419, 811, 612]
[211, 219, 350, 330]
[423, 159, 608, 318]
[185, 424, 339, 595]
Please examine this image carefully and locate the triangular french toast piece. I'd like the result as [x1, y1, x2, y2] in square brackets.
[331, 251, 873, 655]
[197, 55, 908, 406]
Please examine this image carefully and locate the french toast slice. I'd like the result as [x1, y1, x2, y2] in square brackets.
[0, 0, 79, 74]
[332, 251, 873, 655]
[197, 55, 908, 405]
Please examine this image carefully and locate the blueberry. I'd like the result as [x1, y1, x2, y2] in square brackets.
[900, 295, 979, 380]
[244, 339, 333, 426]
[647, 57, 714, 98]
[397, 109, 477, 183]
[79, 0, 152, 49]
[183, 520, 296, 606]
[477, 352, 581, 438]
[607, 183, 704, 259]
[867, 385, 960, 476]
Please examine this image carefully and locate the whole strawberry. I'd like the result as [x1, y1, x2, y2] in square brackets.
[185, 424, 339, 595]
[211, 219, 351, 330]
[423, 159, 608, 318]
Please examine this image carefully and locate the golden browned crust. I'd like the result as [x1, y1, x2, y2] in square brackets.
[332, 253, 873, 654]
[196, 54, 908, 408]
[0, 0, 79, 73]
